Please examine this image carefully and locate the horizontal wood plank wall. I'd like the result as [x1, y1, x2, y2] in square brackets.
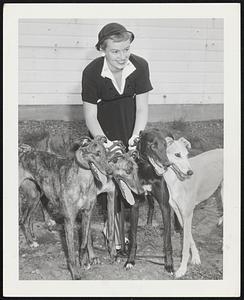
[18, 104, 223, 123]
[18, 18, 224, 120]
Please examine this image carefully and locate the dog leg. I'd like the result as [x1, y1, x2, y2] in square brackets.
[28, 198, 41, 243]
[172, 211, 184, 255]
[86, 230, 100, 266]
[64, 215, 80, 280]
[40, 194, 56, 231]
[124, 196, 140, 270]
[146, 194, 154, 226]
[169, 199, 183, 233]
[175, 213, 193, 278]
[190, 233, 201, 265]
[170, 204, 184, 257]
[155, 184, 174, 273]
[19, 181, 41, 248]
[79, 204, 95, 270]
[106, 190, 116, 261]
[173, 211, 183, 234]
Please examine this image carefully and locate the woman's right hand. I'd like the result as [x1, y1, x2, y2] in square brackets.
[104, 139, 114, 149]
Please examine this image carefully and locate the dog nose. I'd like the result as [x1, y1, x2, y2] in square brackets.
[187, 170, 193, 176]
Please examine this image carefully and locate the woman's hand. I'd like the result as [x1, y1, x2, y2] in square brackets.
[128, 134, 139, 150]
[104, 139, 114, 149]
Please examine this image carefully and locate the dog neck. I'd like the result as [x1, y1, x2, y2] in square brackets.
[163, 167, 182, 189]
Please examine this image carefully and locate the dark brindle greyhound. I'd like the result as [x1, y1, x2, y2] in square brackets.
[19, 136, 110, 280]
[82, 142, 144, 266]
[125, 128, 174, 273]
[19, 139, 143, 268]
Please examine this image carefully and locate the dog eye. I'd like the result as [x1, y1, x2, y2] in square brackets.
[112, 157, 118, 163]
[175, 153, 181, 158]
[95, 150, 101, 156]
[126, 167, 132, 174]
[151, 142, 158, 149]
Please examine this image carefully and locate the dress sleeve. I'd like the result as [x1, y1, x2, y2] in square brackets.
[135, 61, 153, 95]
[81, 69, 99, 104]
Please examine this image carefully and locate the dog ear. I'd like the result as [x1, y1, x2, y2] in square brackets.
[70, 142, 81, 153]
[179, 137, 191, 149]
[139, 130, 143, 137]
[165, 136, 174, 147]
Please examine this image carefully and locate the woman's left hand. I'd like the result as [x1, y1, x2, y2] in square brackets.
[128, 134, 139, 150]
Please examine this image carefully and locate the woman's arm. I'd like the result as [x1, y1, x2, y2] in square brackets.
[132, 92, 149, 136]
[128, 92, 149, 149]
[83, 101, 106, 137]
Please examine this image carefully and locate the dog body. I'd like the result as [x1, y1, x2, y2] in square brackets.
[85, 146, 144, 265]
[19, 137, 110, 279]
[125, 128, 174, 273]
[163, 137, 223, 278]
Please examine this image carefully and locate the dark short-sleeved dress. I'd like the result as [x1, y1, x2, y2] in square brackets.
[82, 54, 153, 146]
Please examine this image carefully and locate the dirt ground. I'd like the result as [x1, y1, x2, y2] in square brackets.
[19, 119, 223, 280]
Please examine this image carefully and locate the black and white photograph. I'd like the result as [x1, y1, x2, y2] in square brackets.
[3, 3, 240, 297]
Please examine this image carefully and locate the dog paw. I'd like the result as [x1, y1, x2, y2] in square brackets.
[191, 254, 201, 265]
[124, 261, 135, 270]
[175, 266, 187, 278]
[73, 273, 82, 280]
[84, 263, 91, 270]
[165, 263, 174, 274]
[30, 241, 39, 248]
[79, 254, 89, 268]
[90, 257, 101, 265]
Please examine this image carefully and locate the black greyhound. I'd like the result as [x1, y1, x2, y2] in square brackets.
[124, 128, 174, 273]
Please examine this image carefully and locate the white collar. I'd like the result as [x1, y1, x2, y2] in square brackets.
[101, 57, 136, 95]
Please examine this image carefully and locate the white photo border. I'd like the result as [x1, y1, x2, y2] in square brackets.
[3, 3, 240, 297]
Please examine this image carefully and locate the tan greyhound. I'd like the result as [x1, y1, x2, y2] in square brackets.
[150, 136, 223, 278]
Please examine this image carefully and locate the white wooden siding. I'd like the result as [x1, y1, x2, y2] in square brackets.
[18, 18, 223, 105]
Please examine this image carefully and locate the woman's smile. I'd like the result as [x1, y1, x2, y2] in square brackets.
[103, 39, 131, 72]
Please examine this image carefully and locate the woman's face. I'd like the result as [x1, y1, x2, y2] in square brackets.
[103, 38, 131, 72]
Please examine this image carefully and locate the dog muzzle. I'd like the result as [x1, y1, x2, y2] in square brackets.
[169, 164, 193, 181]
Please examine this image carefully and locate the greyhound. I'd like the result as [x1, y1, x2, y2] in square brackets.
[83, 142, 144, 266]
[19, 139, 143, 269]
[158, 137, 223, 278]
[125, 128, 174, 273]
[19, 136, 111, 280]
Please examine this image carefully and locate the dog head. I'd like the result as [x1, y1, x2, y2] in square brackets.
[136, 128, 172, 176]
[165, 137, 193, 181]
[108, 149, 144, 205]
[74, 136, 112, 185]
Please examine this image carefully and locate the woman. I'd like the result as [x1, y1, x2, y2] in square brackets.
[82, 22, 153, 251]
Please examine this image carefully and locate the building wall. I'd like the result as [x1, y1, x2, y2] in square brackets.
[18, 18, 224, 121]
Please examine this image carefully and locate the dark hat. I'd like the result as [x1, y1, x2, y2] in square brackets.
[95, 23, 135, 51]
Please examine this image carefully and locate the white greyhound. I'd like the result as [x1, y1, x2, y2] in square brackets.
[162, 137, 223, 278]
